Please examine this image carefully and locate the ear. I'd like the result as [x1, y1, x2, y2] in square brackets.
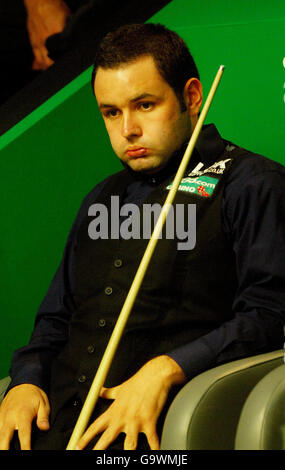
[183, 78, 203, 117]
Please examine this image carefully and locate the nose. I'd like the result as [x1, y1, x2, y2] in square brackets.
[121, 112, 142, 139]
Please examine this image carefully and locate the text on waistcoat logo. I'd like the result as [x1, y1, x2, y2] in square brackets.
[166, 175, 218, 197]
[187, 158, 233, 177]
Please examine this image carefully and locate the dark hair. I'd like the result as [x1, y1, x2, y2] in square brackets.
[91, 23, 199, 110]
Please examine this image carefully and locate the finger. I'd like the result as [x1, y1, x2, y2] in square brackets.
[0, 425, 15, 450]
[99, 386, 117, 400]
[32, 47, 46, 70]
[32, 46, 53, 70]
[76, 417, 107, 450]
[124, 430, 138, 450]
[144, 426, 160, 450]
[41, 47, 54, 68]
[36, 400, 50, 431]
[93, 427, 121, 450]
[17, 419, 32, 450]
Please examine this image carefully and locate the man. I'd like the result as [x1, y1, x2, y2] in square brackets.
[0, 23, 284, 451]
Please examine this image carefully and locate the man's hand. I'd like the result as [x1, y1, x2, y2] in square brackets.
[76, 355, 186, 450]
[24, 0, 71, 70]
[0, 384, 50, 450]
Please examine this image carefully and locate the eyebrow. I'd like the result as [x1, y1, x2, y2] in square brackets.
[98, 93, 159, 110]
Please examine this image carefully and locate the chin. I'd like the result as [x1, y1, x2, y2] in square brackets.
[129, 157, 163, 174]
[128, 161, 151, 172]
[132, 164, 160, 174]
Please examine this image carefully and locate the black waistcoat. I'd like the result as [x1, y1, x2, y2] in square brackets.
[48, 145, 245, 425]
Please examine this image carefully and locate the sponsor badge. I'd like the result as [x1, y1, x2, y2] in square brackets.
[166, 175, 218, 198]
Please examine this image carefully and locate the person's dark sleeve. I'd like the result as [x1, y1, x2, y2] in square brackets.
[166, 163, 285, 379]
[7, 178, 108, 393]
[63, 0, 97, 12]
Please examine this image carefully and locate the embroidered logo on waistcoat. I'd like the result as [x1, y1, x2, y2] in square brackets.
[166, 176, 218, 197]
[188, 158, 233, 177]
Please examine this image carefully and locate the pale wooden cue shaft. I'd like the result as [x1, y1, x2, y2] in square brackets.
[66, 65, 225, 450]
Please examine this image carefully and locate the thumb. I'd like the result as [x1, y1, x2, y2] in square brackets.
[36, 400, 50, 431]
[99, 386, 118, 400]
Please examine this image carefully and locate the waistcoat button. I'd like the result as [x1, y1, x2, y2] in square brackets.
[114, 259, 123, 268]
[87, 345, 95, 354]
[78, 374, 86, 383]
[98, 318, 106, 327]
[105, 286, 113, 295]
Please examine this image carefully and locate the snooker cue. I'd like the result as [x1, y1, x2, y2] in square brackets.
[66, 65, 225, 450]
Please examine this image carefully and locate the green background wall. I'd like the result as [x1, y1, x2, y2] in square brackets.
[1, 0, 285, 378]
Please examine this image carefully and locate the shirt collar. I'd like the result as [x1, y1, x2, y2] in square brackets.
[195, 123, 226, 166]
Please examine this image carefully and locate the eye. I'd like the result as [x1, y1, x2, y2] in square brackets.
[139, 102, 154, 111]
[105, 108, 119, 118]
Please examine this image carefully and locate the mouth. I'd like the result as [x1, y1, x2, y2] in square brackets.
[126, 147, 148, 158]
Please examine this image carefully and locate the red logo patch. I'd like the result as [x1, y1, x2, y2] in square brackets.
[197, 185, 210, 197]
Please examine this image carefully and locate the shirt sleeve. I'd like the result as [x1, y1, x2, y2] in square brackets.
[167, 159, 285, 379]
[7, 178, 108, 393]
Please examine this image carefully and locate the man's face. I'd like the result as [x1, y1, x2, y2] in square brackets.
[94, 55, 192, 174]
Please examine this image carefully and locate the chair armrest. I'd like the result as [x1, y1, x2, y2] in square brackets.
[235, 363, 285, 449]
[161, 349, 285, 450]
